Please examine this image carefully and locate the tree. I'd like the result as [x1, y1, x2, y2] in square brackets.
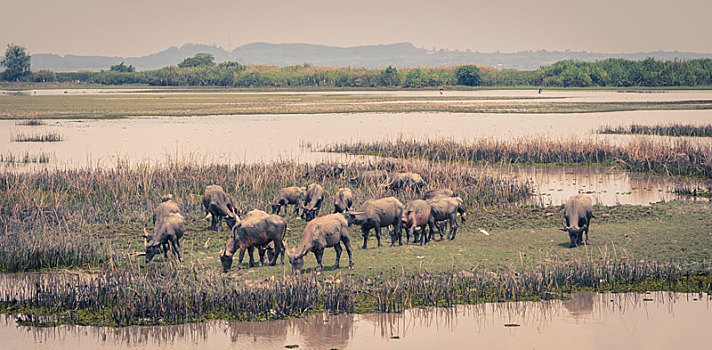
[110, 62, 135, 72]
[379, 65, 400, 86]
[178, 53, 216, 68]
[455, 65, 481, 86]
[1, 44, 31, 81]
[33, 69, 56, 82]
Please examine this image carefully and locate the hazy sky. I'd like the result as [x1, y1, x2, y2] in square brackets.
[2, 0, 711, 56]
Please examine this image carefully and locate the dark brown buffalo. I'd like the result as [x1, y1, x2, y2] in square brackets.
[306, 163, 345, 179]
[301, 183, 325, 221]
[288, 213, 354, 273]
[219, 211, 286, 272]
[333, 187, 354, 214]
[561, 194, 594, 248]
[402, 199, 434, 245]
[387, 172, 425, 191]
[346, 197, 404, 248]
[143, 195, 185, 263]
[203, 185, 240, 231]
[271, 186, 306, 215]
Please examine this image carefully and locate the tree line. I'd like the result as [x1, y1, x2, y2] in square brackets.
[3, 44, 712, 87]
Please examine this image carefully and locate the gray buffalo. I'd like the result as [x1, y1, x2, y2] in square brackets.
[426, 197, 466, 240]
[346, 197, 404, 248]
[402, 199, 434, 245]
[288, 213, 354, 273]
[301, 183, 325, 221]
[561, 194, 594, 248]
[143, 195, 185, 263]
[271, 186, 306, 215]
[333, 187, 354, 214]
[219, 211, 287, 272]
[350, 170, 388, 184]
[306, 163, 345, 179]
[387, 172, 425, 191]
[203, 185, 240, 231]
[422, 188, 456, 200]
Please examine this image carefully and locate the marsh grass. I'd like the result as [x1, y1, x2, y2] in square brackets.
[323, 137, 712, 179]
[11, 132, 64, 142]
[1, 258, 710, 326]
[599, 123, 712, 137]
[0, 152, 50, 164]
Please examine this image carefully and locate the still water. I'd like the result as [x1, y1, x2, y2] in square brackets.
[2, 292, 709, 350]
[2, 109, 710, 205]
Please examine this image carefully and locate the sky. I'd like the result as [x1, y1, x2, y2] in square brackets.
[1, 0, 711, 56]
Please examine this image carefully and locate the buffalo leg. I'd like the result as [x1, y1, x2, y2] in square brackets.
[237, 247, 246, 269]
[342, 236, 354, 269]
[161, 242, 169, 259]
[449, 214, 458, 240]
[584, 224, 591, 245]
[333, 243, 342, 269]
[210, 212, 220, 231]
[257, 246, 266, 266]
[268, 241, 280, 266]
[169, 236, 182, 261]
[374, 226, 382, 248]
[247, 246, 256, 267]
[361, 227, 370, 249]
[315, 248, 324, 273]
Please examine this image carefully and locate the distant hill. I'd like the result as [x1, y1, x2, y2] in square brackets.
[30, 42, 712, 72]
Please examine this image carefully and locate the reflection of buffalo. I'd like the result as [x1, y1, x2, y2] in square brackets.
[561, 194, 593, 248]
[563, 291, 595, 318]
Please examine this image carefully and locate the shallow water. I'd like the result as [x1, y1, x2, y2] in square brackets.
[2, 291, 709, 350]
[2, 109, 710, 205]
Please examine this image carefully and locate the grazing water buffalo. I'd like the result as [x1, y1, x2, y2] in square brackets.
[143, 195, 185, 263]
[306, 163, 345, 179]
[203, 185, 240, 231]
[271, 186, 306, 215]
[219, 211, 287, 272]
[422, 188, 456, 200]
[333, 187, 354, 214]
[301, 183, 325, 221]
[426, 197, 466, 240]
[402, 200, 434, 245]
[387, 172, 425, 191]
[561, 194, 594, 248]
[350, 170, 388, 184]
[346, 197, 404, 248]
[288, 213, 354, 273]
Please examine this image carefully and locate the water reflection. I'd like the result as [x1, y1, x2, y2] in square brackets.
[2, 292, 710, 350]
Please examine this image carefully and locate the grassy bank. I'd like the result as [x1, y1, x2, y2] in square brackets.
[2, 92, 712, 119]
[599, 123, 712, 137]
[324, 137, 712, 179]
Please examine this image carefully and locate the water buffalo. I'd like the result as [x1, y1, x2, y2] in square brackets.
[219, 211, 287, 272]
[350, 170, 388, 184]
[387, 172, 425, 191]
[203, 185, 240, 231]
[346, 197, 404, 248]
[143, 195, 185, 263]
[301, 183, 325, 221]
[333, 187, 354, 214]
[422, 188, 456, 200]
[271, 186, 306, 215]
[306, 163, 345, 179]
[402, 200, 434, 245]
[561, 194, 594, 248]
[288, 213, 354, 273]
[426, 197, 466, 240]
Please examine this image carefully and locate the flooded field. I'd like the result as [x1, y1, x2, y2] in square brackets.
[2, 108, 710, 205]
[2, 291, 708, 350]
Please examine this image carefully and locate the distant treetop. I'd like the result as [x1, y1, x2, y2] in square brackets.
[178, 53, 216, 68]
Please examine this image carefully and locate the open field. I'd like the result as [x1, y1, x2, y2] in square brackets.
[2, 92, 712, 119]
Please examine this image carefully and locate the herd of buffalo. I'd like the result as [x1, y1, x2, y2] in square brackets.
[141, 169, 594, 273]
